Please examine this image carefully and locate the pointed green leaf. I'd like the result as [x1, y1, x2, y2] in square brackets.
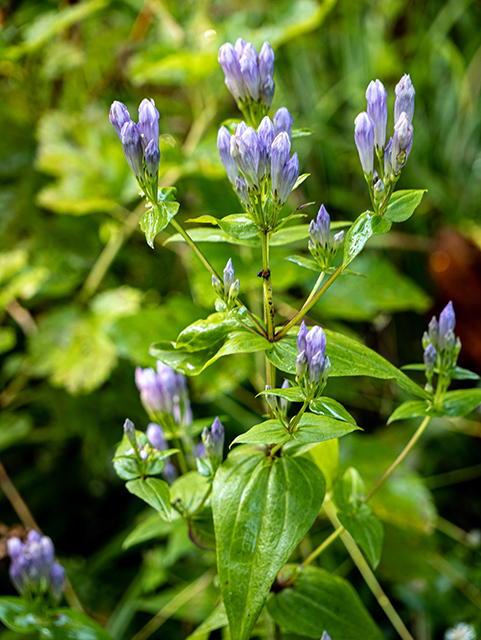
[388, 400, 431, 423]
[338, 508, 384, 569]
[385, 189, 426, 223]
[447, 366, 480, 380]
[140, 187, 180, 248]
[175, 311, 243, 352]
[126, 478, 171, 521]
[186, 603, 228, 639]
[150, 340, 217, 375]
[213, 447, 325, 640]
[231, 420, 290, 446]
[440, 388, 481, 417]
[370, 213, 392, 235]
[170, 471, 211, 515]
[343, 211, 373, 268]
[309, 397, 356, 425]
[122, 512, 174, 549]
[285, 255, 320, 271]
[267, 565, 384, 639]
[257, 386, 305, 403]
[292, 128, 314, 138]
[217, 214, 259, 239]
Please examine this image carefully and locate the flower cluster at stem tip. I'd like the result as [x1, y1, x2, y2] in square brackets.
[123, 418, 178, 483]
[7, 530, 66, 603]
[296, 321, 331, 399]
[212, 258, 240, 311]
[308, 205, 345, 270]
[196, 417, 225, 477]
[422, 301, 461, 393]
[354, 75, 415, 213]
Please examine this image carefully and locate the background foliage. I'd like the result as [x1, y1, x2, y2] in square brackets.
[1, 0, 481, 638]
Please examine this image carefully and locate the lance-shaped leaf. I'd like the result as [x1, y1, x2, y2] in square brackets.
[338, 507, 384, 569]
[140, 187, 180, 248]
[126, 477, 171, 521]
[267, 565, 384, 639]
[384, 189, 426, 223]
[213, 446, 325, 640]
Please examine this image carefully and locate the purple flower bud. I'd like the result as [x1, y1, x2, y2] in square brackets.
[271, 132, 291, 196]
[9, 563, 26, 595]
[121, 121, 144, 180]
[296, 350, 308, 379]
[259, 42, 275, 84]
[242, 126, 261, 175]
[240, 53, 260, 100]
[321, 632, 332, 640]
[279, 378, 290, 416]
[212, 274, 223, 296]
[297, 321, 308, 354]
[309, 351, 325, 386]
[235, 121, 248, 136]
[202, 417, 224, 465]
[138, 98, 159, 147]
[223, 258, 235, 291]
[316, 205, 331, 249]
[261, 76, 275, 110]
[438, 301, 456, 350]
[109, 101, 132, 139]
[306, 325, 326, 363]
[394, 74, 415, 124]
[366, 79, 387, 150]
[383, 137, 392, 180]
[428, 316, 439, 344]
[145, 140, 160, 177]
[274, 107, 293, 140]
[7, 537, 24, 562]
[424, 343, 437, 373]
[258, 116, 275, 155]
[278, 152, 299, 207]
[139, 448, 148, 461]
[234, 38, 246, 58]
[230, 133, 260, 191]
[123, 418, 137, 446]
[195, 441, 206, 458]
[235, 176, 252, 210]
[243, 42, 259, 60]
[391, 112, 413, 175]
[27, 530, 42, 545]
[354, 112, 375, 176]
[147, 423, 168, 450]
[229, 278, 240, 302]
[219, 43, 247, 103]
[217, 127, 238, 185]
[163, 460, 178, 483]
[331, 230, 344, 253]
[265, 385, 278, 412]
[49, 562, 66, 602]
[40, 537, 55, 572]
[281, 379, 290, 390]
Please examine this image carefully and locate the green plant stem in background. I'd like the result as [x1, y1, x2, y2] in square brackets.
[172, 437, 188, 475]
[324, 501, 415, 640]
[261, 232, 275, 341]
[299, 523, 343, 569]
[363, 416, 431, 503]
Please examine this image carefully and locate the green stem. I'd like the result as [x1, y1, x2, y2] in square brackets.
[172, 437, 188, 475]
[300, 525, 343, 569]
[288, 401, 309, 434]
[276, 265, 343, 340]
[261, 232, 275, 341]
[363, 415, 431, 503]
[324, 501, 415, 640]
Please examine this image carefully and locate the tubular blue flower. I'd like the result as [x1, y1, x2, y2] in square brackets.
[394, 74, 415, 124]
[315, 205, 331, 249]
[235, 176, 252, 211]
[438, 301, 456, 350]
[138, 98, 159, 146]
[259, 42, 275, 84]
[9, 563, 26, 595]
[366, 79, 387, 151]
[145, 140, 160, 177]
[354, 112, 375, 176]
[230, 132, 260, 191]
[296, 350, 308, 378]
[223, 258, 235, 291]
[218, 43, 247, 103]
[121, 121, 144, 181]
[296, 323, 330, 397]
[7, 538, 24, 562]
[321, 632, 332, 640]
[240, 52, 260, 100]
[428, 316, 439, 343]
[271, 132, 291, 196]
[234, 37, 246, 58]
[49, 563, 66, 602]
[278, 152, 299, 207]
[147, 423, 168, 450]
[297, 321, 309, 354]
[202, 417, 225, 470]
[110, 101, 132, 139]
[331, 230, 344, 253]
[274, 107, 293, 140]
[391, 112, 413, 175]
[424, 343, 437, 373]
[258, 116, 275, 155]
[261, 76, 275, 110]
[217, 126, 238, 185]
[383, 137, 392, 180]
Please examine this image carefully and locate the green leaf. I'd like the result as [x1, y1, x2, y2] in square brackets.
[123, 512, 175, 549]
[292, 128, 314, 138]
[370, 213, 392, 235]
[257, 386, 304, 403]
[0, 327, 16, 354]
[140, 187, 180, 248]
[175, 311, 243, 352]
[306, 439, 339, 491]
[126, 478, 171, 521]
[268, 333, 429, 399]
[170, 471, 211, 515]
[285, 255, 320, 271]
[185, 603, 228, 639]
[217, 214, 259, 240]
[267, 565, 384, 639]
[213, 447, 325, 640]
[309, 397, 356, 425]
[292, 173, 310, 189]
[343, 211, 373, 268]
[45, 609, 114, 640]
[447, 366, 480, 380]
[388, 400, 431, 423]
[338, 507, 384, 569]
[0, 598, 38, 634]
[440, 388, 481, 417]
[384, 189, 426, 223]
[232, 413, 359, 446]
[150, 340, 217, 376]
[333, 467, 366, 513]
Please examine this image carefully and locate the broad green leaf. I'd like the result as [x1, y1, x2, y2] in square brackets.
[203, 331, 270, 365]
[338, 508, 384, 569]
[388, 400, 430, 423]
[0, 598, 38, 634]
[370, 213, 392, 234]
[112, 432, 174, 480]
[213, 447, 325, 640]
[170, 471, 211, 515]
[232, 413, 359, 446]
[188, 505, 216, 551]
[447, 366, 480, 380]
[150, 340, 217, 375]
[333, 467, 365, 514]
[342, 211, 372, 268]
[309, 397, 357, 425]
[126, 478, 171, 521]
[175, 311, 243, 352]
[268, 333, 428, 399]
[217, 214, 259, 240]
[166, 225, 314, 248]
[186, 603, 228, 639]
[45, 609, 114, 640]
[140, 187, 180, 248]
[440, 388, 481, 417]
[123, 512, 175, 549]
[257, 386, 304, 403]
[385, 189, 426, 223]
[267, 565, 384, 639]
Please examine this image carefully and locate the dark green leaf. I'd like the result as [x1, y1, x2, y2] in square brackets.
[0, 598, 39, 634]
[384, 189, 426, 223]
[231, 420, 290, 446]
[122, 512, 174, 549]
[342, 211, 373, 268]
[126, 477, 171, 521]
[338, 508, 384, 569]
[333, 467, 365, 514]
[447, 366, 480, 380]
[440, 388, 481, 417]
[188, 506, 216, 551]
[309, 397, 357, 425]
[267, 565, 384, 639]
[266, 338, 298, 374]
[388, 400, 431, 423]
[213, 447, 325, 640]
[140, 187, 180, 248]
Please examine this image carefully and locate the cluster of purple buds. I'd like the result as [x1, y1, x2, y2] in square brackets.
[123, 419, 177, 482]
[212, 259, 240, 311]
[354, 75, 414, 209]
[135, 361, 192, 434]
[265, 379, 291, 421]
[422, 301, 461, 390]
[7, 530, 66, 603]
[109, 99, 161, 200]
[308, 205, 345, 269]
[217, 108, 298, 228]
[196, 417, 224, 476]
[296, 322, 331, 398]
[218, 39, 275, 121]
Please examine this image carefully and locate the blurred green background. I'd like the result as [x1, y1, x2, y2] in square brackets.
[1, 0, 481, 638]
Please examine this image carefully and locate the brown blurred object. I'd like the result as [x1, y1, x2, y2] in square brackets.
[428, 228, 481, 369]
[0, 523, 29, 561]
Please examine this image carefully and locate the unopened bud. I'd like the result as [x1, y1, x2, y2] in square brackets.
[354, 112, 374, 176]
[123, 419, 137, 446]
